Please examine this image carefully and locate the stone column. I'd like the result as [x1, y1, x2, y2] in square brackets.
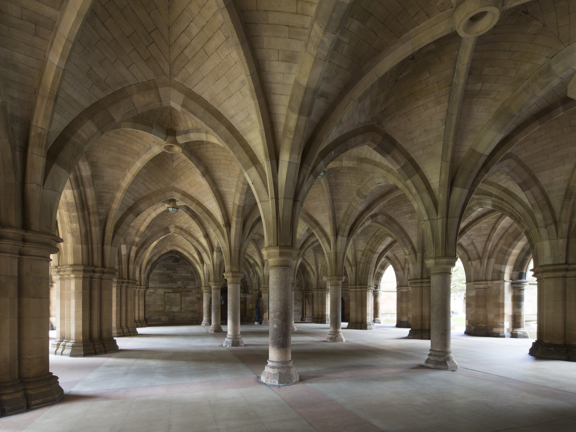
[223, 273, 245, 347]
[529, 265, 576, 360]
[90, 269, 105, 354]
[209, 282, 223, 333]
[18, 232, 64, 408]
[126, 281, 138, 335]
[327, 276, 345, 342]
[112, 279, 124, 337]
[291, 283, 297, 332]
[396, 286, 411, 328]
[465, 281, 488, 336]
[373, 288, 382, 324]
[201, 286, 211, 326]
[60, 266, 95, 357]
[51, 267, 67, 354]
[511, 277, 529, 338]
[347, 286, 373, 330]
[424, 258, 458, 370]
[100, 269, 118, 353]
[261, 285, 269, 325]
[407, 278, 430, 339]
[0, 228, 26, 416]
[305, 291, 313, 322]
[313, 288, 327, 323]
[260, 247, 299, 386]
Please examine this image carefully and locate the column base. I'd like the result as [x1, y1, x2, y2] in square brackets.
[61, 341, 96, 357]
[127, 327, 138, 336]
[374, 318, 381, 324]
[396, 321, 411, 328]
[326, 330, 345, 342]
[511, 329, 530, 338]
[51, 340, 65, 355]
[291, 323, 298, 332]
[262, 319, 269, 325]
[92, 340, 106, 355]
[529, 340, 576, 361]
[423, 350, 458, 370]
[112, 328, 125, 337]
[201, 320, 210, 326]
[223, 336, 245, 347]
[407, 329, 430, 339]
[254, 322, 260, 325]
[260, 360, 299, 386]
[209, 324, 224, 333]
[102, 338, 119, 353]
[346, 322, 373, 330]
[0, 380, 26, 416]
[21, 373, 63, 409]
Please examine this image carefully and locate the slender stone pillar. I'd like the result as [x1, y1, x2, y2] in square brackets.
[90, 269, 105, 354]
[313, 288, 327, 323]
[126, 281, 138, 335]
[18, 232, 64, 408]
[223, 273, 245, 347]
[396, 286, 411, 328]
[347, 286, 373, 330]
[373, 288, 382, 324]
[137, 286, 147, 328]
[407, 278, 430, 339]
[424, 257, 458, 370]
[529, 265, 576, 360]
[100, 269, 119, 353]
[291, 283, 297, 332]
[327, 276, 345, 341]
[60, 266, 95, 357]
[465, 281, 488, 336]
[112, 279, 125, 337]
[0, 228, 26, 416]
[209, 282, 223, 333]
[201, 286, 211, 326]
[51, 267, 67, 354]
[261, 285, 269, 325]
[305, 291, 313, 322]
[511, 277, 529, 338]
[260, 247, 299, 386]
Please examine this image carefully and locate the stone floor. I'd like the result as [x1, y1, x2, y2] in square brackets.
[2, 324, 576, 432]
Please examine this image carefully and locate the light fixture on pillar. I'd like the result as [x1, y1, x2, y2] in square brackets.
[167, 199, 179, 214]
[317, 170, 326, 179]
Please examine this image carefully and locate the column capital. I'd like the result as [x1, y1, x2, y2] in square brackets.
[260, 284, 269, 294]
[224, 272, 243, 284]
[20, 230, 61, 258]
[0, 227, 24, 254]
[533, 264, 576, 279]
[262, 247, 297, 268]
[101, 268, 117, 280]
[201, 285, 212, 294]
[327, 275, 345, 286]
[425, 257, 457, 274]
[210, 281, 222, 290]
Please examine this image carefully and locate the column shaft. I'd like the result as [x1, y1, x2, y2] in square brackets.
[261, 287, 269, 325]
[407, 278, 430, 339]
[201, 286, 211, 326]
[511, 279, 529, 338]
[327, 277, 345, 341]
[0, 229, 26, 416]
[260, 247, 299, 386]
[424, 258, 458, 370]
[396, 286, 411, 328]
[18, 232, 64, 408]
[100, 270, 118, 353]
[373, 289, 381, 324]
[223, 273, 244, 347]
[126, 281, 137, 335]
[209, 283, 223, 333]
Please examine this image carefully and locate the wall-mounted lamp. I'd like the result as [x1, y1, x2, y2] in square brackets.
[317, 170, 326, 179]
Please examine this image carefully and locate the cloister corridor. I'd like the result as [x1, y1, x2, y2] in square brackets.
[1, 324, 575, 432]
